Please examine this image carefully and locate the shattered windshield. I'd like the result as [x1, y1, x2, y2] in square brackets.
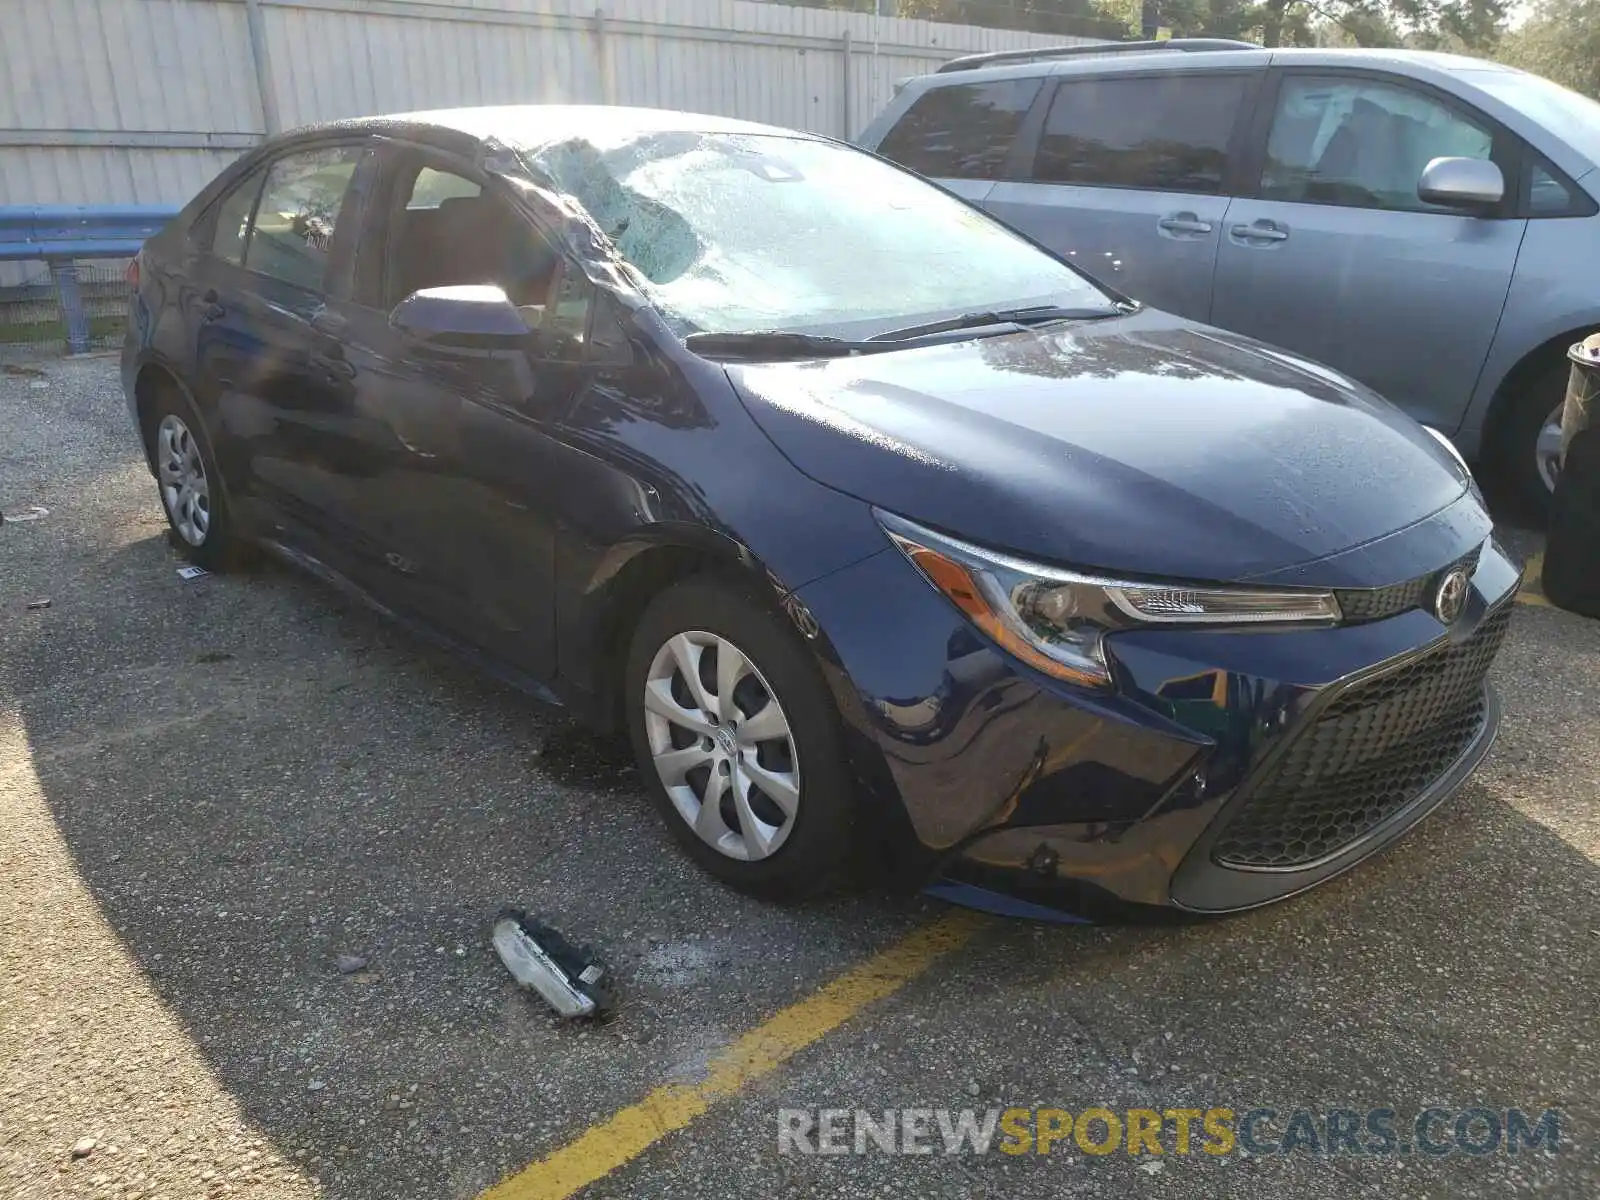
[520, 131, 1110, 337]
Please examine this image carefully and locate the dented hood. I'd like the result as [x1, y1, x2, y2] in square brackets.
[726, 310, 1473, 583]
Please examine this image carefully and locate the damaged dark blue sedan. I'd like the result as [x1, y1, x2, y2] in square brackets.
[123, 106, 1519, 918]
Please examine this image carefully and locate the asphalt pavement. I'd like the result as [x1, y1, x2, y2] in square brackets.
[1, 354, 1596, 1199]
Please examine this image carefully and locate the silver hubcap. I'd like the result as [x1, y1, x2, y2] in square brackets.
[1536, 403, 1564, 494]
[643, 631, 799, 862]
[156, 413, 211, 546]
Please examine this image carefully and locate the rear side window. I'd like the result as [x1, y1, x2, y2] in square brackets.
[1032, 74, 1248, 194]
[246, 145, 364, 292]
[209, 168, 265, 266]
[876, 79, 1042, 180]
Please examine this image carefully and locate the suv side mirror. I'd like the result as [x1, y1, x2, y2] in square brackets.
[1417, 157, 1504, 211]
[390, 285, 530, 346]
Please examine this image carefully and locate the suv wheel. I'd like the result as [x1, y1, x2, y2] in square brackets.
[1500, 360, 1568, 518]
[624, 575, 857, 900]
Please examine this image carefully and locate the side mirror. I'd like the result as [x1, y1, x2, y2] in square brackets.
[390, 285, 530, 346]
[1417, 157, 1504, 211]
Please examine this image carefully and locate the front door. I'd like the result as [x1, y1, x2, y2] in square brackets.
[982, 69, 1260, 321]
[324, 152, 595, 677]
[1210, 71, 1526, 429]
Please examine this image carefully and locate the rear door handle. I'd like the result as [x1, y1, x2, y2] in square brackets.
[1230, 222, 1289, 243]
[1157, 214, 1213, 235]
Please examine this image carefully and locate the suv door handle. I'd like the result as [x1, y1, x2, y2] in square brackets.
[1157, 214, 1213, 235]
[310, 308, 347, 336]
[1230, 221, 1289, 243]
[310, 350, 356, 380]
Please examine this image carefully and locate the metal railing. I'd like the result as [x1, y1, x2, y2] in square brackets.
[0, 205, 177, 354]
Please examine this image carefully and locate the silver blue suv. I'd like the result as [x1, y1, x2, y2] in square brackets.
[859, 40, 1600, 512]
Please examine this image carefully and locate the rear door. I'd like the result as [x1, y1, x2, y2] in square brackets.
[1210, 69, 1526, 429]
[982, 68, 1262, 320]
[192, 141, 374, 551]
[870, 76, 1044, 204]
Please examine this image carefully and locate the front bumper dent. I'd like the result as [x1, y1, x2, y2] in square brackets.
[795, 528, 1520, 918]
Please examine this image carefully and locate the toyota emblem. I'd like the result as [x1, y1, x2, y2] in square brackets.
[1433, 566, 1470, 624]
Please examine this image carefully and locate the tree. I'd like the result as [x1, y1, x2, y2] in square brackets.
[1498, 0, 1600, 99]
[1090, 0, 1504, 49]
[1254, 0, 1505, 48]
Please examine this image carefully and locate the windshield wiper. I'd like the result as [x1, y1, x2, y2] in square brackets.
[866, 303, 1128, 343]
[683, 330, 880, 360]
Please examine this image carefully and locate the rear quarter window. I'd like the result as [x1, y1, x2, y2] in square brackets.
[875, 78, 1043, 180]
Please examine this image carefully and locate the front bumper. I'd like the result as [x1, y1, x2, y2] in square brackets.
[794, 518, 1520, 918]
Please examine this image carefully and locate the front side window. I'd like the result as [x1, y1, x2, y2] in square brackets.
[1528, 159, 1586, 217]
[246, 145, 363, 291]
[1032, 74, 1248, 194]
[875, 79, 1043, 180]
[381, 162, 561, 312]
[210, 168, 265, 265]
[518, 132, 1109, 337]
[1260, 77, 1493, 213]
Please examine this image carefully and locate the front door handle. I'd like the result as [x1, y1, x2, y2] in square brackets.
[1158, 213, 1214, 235]
[1230, 221, 1290, 243]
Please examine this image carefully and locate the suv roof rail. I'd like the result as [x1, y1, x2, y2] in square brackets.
[935, 38, 1259, 74]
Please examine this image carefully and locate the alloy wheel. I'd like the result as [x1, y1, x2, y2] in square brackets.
[1536, 401, 1564, 494]
[642, 630, 800, 861]
[156, 413, 211, 546]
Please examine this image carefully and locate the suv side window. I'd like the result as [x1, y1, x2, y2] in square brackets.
[246, 145, 364, 291]
[210, 167, 266, 266]
[1032, 73, 1248, 193]
[876, 78, 1042, 180]
[1260, 76, 1493, 213]
[1526, 158, 1595, 217]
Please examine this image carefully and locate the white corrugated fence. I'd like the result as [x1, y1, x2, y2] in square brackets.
[0, 0, 1099, 209]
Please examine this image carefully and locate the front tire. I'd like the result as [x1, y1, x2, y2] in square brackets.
[624, 575, 858, 900]
[1497, 360, 1567, 519]
[146, 387, 241, 570]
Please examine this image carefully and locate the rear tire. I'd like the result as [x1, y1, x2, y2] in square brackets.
[624, 575, 857, 901]
[1496, 360, 1567, 520]
[145, 386, 242, 570]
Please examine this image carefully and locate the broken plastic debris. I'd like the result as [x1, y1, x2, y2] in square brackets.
[491, 908, 614, 1019]
[335, 953, 369, 975]
[177, 565, 209, 580]
[26, 598, 52, 611]
[1, 504, 49, 525]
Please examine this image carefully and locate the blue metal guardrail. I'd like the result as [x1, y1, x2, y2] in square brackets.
[0, 205, 179, 353]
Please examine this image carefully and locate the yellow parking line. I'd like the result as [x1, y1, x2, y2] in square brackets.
[479, 909, 988, 1200]
[1518, 552, 1551, 607]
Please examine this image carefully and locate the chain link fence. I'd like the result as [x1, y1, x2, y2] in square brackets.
[0, 263, 132, 358]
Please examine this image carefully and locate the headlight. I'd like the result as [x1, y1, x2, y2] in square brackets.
[1427, 428, 1472, 483]
[878, 511, 1341, 688]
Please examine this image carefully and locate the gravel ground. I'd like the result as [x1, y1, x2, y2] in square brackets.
[1, 355, 1596, 1199]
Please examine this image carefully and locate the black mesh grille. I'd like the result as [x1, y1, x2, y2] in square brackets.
[1213, 602, 1512, 870]
[1334, 544, 1484, 624]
